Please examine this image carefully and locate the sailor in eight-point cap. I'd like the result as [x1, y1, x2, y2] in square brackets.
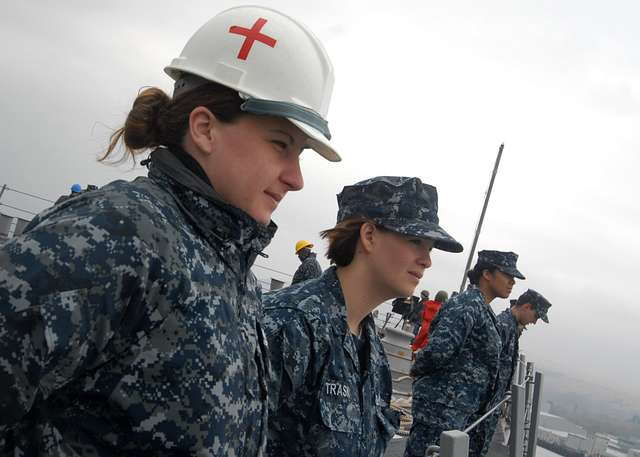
[405, 250, 526, 457]
[263, 176, 463, 457]
[472, 288, 553, 457]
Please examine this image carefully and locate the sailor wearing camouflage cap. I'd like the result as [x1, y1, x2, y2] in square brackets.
[472, 289, 552, 457]
[263, 176, 462, 457]
[336, 176, 463, 253]
[510, 289, 551, 324]
[476, 250, 526, 279]
[406, 250, 526, 457]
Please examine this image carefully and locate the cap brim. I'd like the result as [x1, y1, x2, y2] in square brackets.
[379, 220, 463, 253]
[498, 267, 526, 280]
[289, 118, 341, 162]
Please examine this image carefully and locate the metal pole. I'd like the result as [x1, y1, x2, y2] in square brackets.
[464, 394, 511, 434]
[526, 371, 544, 457]
[459, 143, 505, 293]
[523, 362, 535, 457]
[0, 184, 7, 203]
[518, 354, 527, 385]
[438, 430, 470, 457]
[510, 383, 526, 457]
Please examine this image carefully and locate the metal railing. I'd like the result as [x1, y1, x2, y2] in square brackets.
[0, 184, 51, 242]
[425, 354, 545, 457]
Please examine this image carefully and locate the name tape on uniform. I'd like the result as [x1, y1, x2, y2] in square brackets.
[324, 381, 351, 399]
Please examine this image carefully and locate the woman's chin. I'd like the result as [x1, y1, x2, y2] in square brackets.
[247, 206, 273, 226]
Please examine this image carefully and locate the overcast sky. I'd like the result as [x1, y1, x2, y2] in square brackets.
[1, 1, 639, 397]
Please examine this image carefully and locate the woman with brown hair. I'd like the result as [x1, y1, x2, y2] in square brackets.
[0, 6, 337, 456]
[263, 176, 463, 457]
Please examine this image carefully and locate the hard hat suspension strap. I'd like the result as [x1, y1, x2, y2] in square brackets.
[240, 98, 331, 140]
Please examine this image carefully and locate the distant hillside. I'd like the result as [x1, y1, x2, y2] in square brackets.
[538, 365, 640, 441]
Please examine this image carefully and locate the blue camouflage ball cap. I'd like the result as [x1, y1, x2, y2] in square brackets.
[477, 250, 525, 279]
[336, 176, 463, 253]
[516, 289, 552, 323]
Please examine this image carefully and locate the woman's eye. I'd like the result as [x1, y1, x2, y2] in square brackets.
[272, 140, 288, 149]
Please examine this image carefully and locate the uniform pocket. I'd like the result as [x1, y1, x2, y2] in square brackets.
[319, 379, 359, 433]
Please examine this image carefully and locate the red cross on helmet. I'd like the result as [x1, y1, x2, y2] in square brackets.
[165, 5, 339, 161]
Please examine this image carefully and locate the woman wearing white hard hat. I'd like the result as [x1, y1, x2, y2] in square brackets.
[0, 6, 337, 457]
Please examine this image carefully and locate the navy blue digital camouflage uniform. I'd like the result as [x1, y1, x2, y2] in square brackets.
[465, 308, 519, 457]
[473, 289, 552, 457]
[263, 267, 400, 457]
[405, 286, 503, 457]
[291, 252, 322, 285]
[405, 250, 526, 457]
[0, 147, 273, 456]
[264, 176, 462, 457]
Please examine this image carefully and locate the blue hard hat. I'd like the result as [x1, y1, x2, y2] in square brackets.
[71, 183, 82, 193]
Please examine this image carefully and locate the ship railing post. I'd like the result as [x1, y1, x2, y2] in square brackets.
[510, 383, 526, 457]
[435, 430, 469, 457]
[518, 354, 527, 385]
[526, 371, 544, 457]
[523, 362, 535, 456]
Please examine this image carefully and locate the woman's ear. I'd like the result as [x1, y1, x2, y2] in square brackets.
[187, 106, 218, 155]
[359, 222, 377, 254]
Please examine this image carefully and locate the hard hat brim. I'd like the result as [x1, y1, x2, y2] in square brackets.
[289, 119, 341, 162]
[162, 68, 340, 162]
[295, 242, 314, 254]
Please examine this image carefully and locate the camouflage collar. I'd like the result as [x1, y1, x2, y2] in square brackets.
[147, 147, 277, 255]
[321, 267, 348, 321]
[467, 284, 488, 304]
[465, 286, 498, 321]
[322, 266, 377, 336]
[319, 267, 379, 374]
[504, 307, 518, 329]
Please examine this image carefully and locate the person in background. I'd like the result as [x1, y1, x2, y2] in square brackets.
[405, 250, 525, 457]
[471, 289, 552, 457]
[54, 183, 98, 204]
[411, 290, 449, 353]
[0, 6, 338, 456]
[263, 176, 463, 457]
[411, 290, 430, 335]
[292, 240, 323, 285]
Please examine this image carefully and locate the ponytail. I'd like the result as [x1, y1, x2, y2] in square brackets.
[100, 81, 243, 164]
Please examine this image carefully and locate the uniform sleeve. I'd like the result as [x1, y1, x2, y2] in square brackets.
[495, 313, 518, 385]
[264, 311, 314, 412]
[291, 265, 305, 285]
[495, 313, 512, 343]
[410, 301, 477, 377]
[0, 208, 160, 434]
[309, 259, 322, 278]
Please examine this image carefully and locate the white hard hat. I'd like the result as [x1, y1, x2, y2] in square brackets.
[165, 5, 340, 162]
